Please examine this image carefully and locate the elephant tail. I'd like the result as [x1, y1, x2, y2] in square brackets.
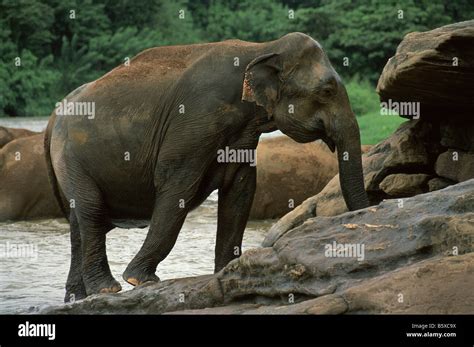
[44, 113, 70, 220]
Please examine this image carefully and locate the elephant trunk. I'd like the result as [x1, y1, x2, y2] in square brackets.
[334, 115, 370, 211]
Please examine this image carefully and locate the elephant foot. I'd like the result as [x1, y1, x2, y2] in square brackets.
[84, 276, 122, 296]
[99, 280, 122, 294]
[65, 277, 87, 303]
[122, 268, 160, 286]
[64, 287, 87, 303]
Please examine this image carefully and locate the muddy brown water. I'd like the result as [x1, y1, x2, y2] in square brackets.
[0, 118, 278, 313]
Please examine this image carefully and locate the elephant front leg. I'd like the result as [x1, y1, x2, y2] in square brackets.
[123, 194, 188, 286]
[215, 164, 256, 272]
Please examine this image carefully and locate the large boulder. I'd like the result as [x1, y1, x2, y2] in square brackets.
[376, 21, 474, 183]
[250, 136, 338, 219]
[0, 133, 62, 221]
[40, 179, 474, 314]
[376, 20, 474, 119]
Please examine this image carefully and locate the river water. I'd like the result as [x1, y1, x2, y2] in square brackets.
[0, 117, 277, 314]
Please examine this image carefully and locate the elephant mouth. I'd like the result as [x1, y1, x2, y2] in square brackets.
[257, 119, 278, 133]
[321, 135, 336, 152]
[278, 122, 335, 146]
[286, 130, 320, 143]
[275, 115, 335, 147]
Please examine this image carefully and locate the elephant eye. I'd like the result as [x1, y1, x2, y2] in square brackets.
[315, 85, 336, 103]
[321, 88, 333, 97]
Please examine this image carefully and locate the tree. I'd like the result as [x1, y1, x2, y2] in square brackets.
[0, 0, 55, 57]
[292, 0, 474, 82]
[2, 0, 474, 117]
[205, 0, 292, 42]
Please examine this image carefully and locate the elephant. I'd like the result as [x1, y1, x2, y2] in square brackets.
[250, 136, 338, 219]
[0, 126, 37, 149]
[0, 129, 360, 222]
[0, 132, 62, 221]
[44, 32, 369, 301]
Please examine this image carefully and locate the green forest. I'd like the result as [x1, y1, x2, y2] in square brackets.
[1, 0, 473, 128]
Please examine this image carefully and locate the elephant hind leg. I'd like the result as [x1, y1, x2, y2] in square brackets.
[65, 172, 121, 296]
[65, 211, 86, 303]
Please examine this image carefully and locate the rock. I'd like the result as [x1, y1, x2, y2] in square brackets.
[379, 173, 431, 197]
[0, 126, 38, 149]
[358, 119, 439, 196]
[376, 20, 474, 119]
[428, 177, 454, 192]
[261, 194, 318, 248]
[340, 253, 474, 314]
[373, 20, 474, 216]
[435, 149, 474, 183]
[250, 136, 338, 219]
[440, 120, 474, 152]
[40, 179, 474, 314]
[172, 253, 474, 314]
[0, 133, 62, 221]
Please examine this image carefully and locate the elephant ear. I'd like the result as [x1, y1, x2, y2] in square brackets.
[242, 53, 282, 116]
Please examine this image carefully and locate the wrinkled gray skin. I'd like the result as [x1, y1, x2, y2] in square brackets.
[44, 32, 369, 302]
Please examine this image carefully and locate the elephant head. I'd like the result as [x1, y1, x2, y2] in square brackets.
[242, 32, 369, 211]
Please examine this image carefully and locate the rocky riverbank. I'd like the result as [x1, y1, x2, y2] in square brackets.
[42, 179, 474, 314]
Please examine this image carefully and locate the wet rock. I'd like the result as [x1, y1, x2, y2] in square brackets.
[376, 20, 474, 120]
[41, 179, 474, 314]
[435, 149, 474, 183]
[379, 173, 431, 197]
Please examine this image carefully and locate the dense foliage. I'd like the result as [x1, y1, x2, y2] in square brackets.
[1, 0, 473, 117]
